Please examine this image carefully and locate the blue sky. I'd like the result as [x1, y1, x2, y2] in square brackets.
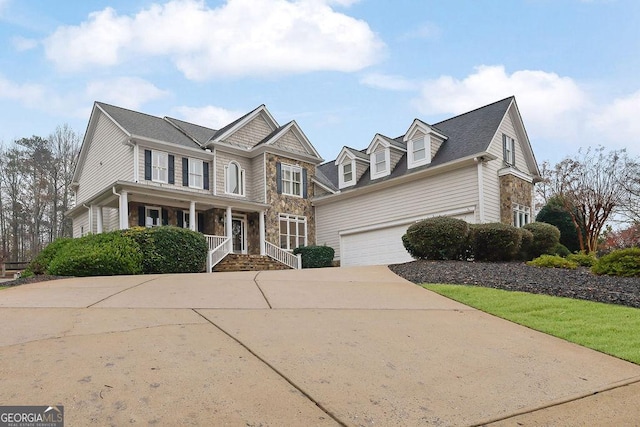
[1, 0, 638, 164]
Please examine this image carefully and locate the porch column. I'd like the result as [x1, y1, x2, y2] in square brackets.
[189, 201, 196, 231]
[225, 206, 232, 239]
[119, 190, 129, 230]
[259, 211, 266, 255]
[96, 206, 103, 233]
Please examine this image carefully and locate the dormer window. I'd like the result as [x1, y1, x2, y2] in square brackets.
[373, 151, 387, 175]
[412, 138, 426, 162]
[338, 159, 356, 188]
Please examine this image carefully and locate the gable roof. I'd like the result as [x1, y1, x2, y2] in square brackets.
[317, 96, 517, 190]
[96, 102, 201, 149]
[164, 116, 217, 145]
[208, 104, 278, 145]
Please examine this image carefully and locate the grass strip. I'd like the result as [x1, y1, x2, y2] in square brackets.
[424, 284, 640, 365]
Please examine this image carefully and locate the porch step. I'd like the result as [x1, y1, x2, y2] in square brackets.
[213, 254, 291, 272]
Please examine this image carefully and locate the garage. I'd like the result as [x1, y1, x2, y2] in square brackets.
[340, 224, 414, 267]
[339, 212, 476, 267]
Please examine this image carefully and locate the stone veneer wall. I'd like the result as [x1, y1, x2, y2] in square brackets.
[499, 174, 533, 225]
[264, 153, 316, 247]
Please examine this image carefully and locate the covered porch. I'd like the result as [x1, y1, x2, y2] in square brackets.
[72, 181, 300, 270]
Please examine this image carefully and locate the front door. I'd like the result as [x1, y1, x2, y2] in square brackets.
[231, 216, 247, 254]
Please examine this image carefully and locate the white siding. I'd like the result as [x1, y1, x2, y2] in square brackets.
[137, 146, 213, 195]
[215, 151, 253, 198]
[316, 166, 478, 260]
[73, 210, 89, 238]
[250, 155, 265, 202]
[76, 113, 133, 203]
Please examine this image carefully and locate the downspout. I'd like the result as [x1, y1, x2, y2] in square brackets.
[475, 157, 485, 223]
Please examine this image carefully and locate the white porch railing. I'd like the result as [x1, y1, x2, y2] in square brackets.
[265, 241, 302, 270]
[205, 235, 231, 272]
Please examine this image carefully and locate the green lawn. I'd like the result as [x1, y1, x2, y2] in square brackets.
[0, 286, 7, 290]
[424, 284, 640, 365]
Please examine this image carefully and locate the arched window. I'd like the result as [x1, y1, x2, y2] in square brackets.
[225, 161, 244, 195]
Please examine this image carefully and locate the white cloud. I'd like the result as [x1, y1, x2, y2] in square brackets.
[12, 36, 38, 51]
[173, 105, 244, 128]
[412, 65, 589, 142]
[85, 77, 168, 109]
[360, 73, 417, 91]
[589, 90, 640, 147]
[399, 22, 442, 41]
[0, 74, 47, 106]
[43, 0, 384, 79]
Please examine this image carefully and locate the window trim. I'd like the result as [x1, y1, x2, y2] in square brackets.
[370, 148, 390, 180]
[503, 134, 516, 166]
[145, 206, 162, 228]
[278, 213, 307, 251]
[339, 159, 355, 188]
[281, 163, 303, 197]
[408, 136, 430, 168]
[188, 158, 204, 189]
[513, 203, 531, 228]
[152, 151, 168, 183]
[224, 161, 245, 196]
[181, 211, 190, 229]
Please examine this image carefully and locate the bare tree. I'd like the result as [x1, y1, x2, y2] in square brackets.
[49, 124, 81, 239]
[545, 147, 638, 253]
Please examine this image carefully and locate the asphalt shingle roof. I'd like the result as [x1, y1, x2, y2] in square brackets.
[164, 117, 217, 145]
[317, 96, 514, 191]
[97, 102, 202, 149]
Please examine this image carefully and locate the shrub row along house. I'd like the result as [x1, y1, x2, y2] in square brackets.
[68, 96, 540, 270]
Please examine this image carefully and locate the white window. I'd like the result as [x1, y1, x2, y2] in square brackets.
[281, 164, 302, 197]
[343, 162, 353, 182]
[412, 138, 426, 162]
[374, 151, 387, 174]
[513, 204, 531, 227]
[152, 151, 168, 183]
[189, 158, 203, 189]
[339, 160, 355, 188]
[225, 161, 245, 195]
[279, 213, 307, 250]
[182, 211, 190, 229]
[145, 206, 162, 227]
[504, 135, 515, 165]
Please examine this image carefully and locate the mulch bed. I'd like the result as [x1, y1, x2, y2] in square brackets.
[389, 260, 640, 309]
[1, 275, 69, 287]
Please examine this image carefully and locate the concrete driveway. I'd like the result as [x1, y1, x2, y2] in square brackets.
[1, 266, 639, 426]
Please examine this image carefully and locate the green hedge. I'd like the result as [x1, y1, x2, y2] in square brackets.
[470, 223, 522, 261]
[567, 251, 597, 267]
[522, 222, 561, 258]
[23, 237, 74, 276]
[293, 245, 335, 268]
[517, 228, 534, 261]
[527, 254, 578, 269]
[592, 248, 640, 277]
[48, 232, 143, 277]
[123, 226, 206, 273]
[402, 216, 470, 260]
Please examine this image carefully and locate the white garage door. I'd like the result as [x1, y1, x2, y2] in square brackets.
[340, 225, 413, 267]
[340, 212, 476, 267]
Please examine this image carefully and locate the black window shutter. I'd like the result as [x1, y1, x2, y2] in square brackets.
[162, 209, 169, 226]
[512, 140, 516, 167]
[182, 158, 189, 186]
[197, 212, 204, 233]
[276, 162, 282, 194]
[203, 162, 209, 190]
[138, 206, 145, 226]
[177, 210, 183, 228]
[144, 150, 152, 180]
[168, 155, 175, 184]
[302, 168, 308, 199]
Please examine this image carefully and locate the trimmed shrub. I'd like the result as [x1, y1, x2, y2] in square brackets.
[522, 222, 561, 258]
[133, 226, 207, 274]
[536, 197, 583, 253]
[470, 223, 521, 262]
[48, 232, 143, 277]
[517, 228, 534, 260]
[23, 237, 74, 276]
[553, 243, 571, 258]
[527, 254, 578, 269]
[293, 245, 335, 268]
[567, 251, 597, 267]
[592, 248, 640, 277]
[402, 216, 470, 260]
